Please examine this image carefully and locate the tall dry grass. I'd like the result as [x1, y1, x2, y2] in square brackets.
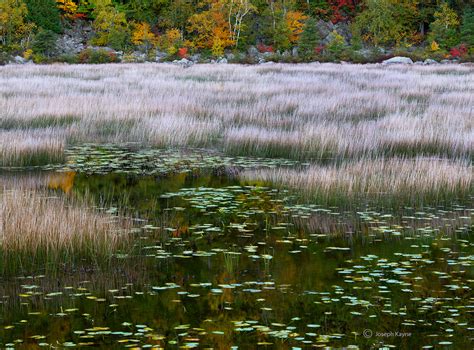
[0, 188, 130, 273]
[0, 63, 472, 164]
[242, 157, 472, 205]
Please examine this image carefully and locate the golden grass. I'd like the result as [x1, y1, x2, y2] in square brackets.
[242, 157, 472, 205]
[0, 187, 130, 270]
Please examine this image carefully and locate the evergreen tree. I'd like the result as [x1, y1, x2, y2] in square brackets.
[298, 18, 319, 57]
[460, 7, 474, 46]
[24, 0, 61, 33]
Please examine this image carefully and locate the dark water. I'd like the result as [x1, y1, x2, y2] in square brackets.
[0, 171, 472, 349]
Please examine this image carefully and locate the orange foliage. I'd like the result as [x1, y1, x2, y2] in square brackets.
[286, 11, 308, 43]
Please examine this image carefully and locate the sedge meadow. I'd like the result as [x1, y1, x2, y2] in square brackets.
[0, 63, 473, 349]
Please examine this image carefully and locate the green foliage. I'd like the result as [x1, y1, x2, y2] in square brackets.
[298, 17, 319, 57]
[273, 17, 291, 50]
[91, 0, 130, 50]
[460, 7, 474, 46]
[0, 0, 34, 49]
[326, 30, 345, 55]
[428, 2, 460, 49]
[32, 29, 58, 57]
[24, 0, 61, 33]
[352, 0, 411, 46]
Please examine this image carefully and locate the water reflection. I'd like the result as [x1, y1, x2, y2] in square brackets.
[0, 170, 472, 349]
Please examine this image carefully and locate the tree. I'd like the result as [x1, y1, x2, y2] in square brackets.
[187, 0, 234, 50]
[286, 10, 307, 43]
[131, 22, 158, 51]
[0, 0, 35, 48]
[460, 6, 474, 46]
[24, 0, 61, 33]
[56, 0, 78, 20]
[227, 0, 256, 47]
[428, 2, 460, 49]
[298, 17, 319, 56]
[91, 0, 130, 50]
[32, 29, 58, 57]
[352, 0, 412, 46]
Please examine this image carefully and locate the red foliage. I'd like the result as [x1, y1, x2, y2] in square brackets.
[450, 44, 468, 58]
[329, 0, 360, 24]
[72, 13, 88, 20]
[177, 47, 188, 58]
[257, 43, 274, 53]
[314, 45, 325, 54]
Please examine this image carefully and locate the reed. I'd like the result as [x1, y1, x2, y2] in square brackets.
[0, 63, 472, 164]
[241, 157, 473, 206]
[0, 188, 130, 274]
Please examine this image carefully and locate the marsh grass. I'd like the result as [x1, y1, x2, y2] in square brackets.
[0, 63, 472, 165]
[0, 188, 131, 275]
[242, 157, 473, 207]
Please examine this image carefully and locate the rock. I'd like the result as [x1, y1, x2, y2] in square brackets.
[189, 53, 201, 62]
[216, 57, 228, 64]
[258, 58, 266, 64]
[440, 59, 456, 64]
[173, 58, 194, 68]
[225, 52, 235, 61]
[292, 47, 298, 57]
[382, 56, 414, 65]
[13, 56, 26, 64]
[317, 19, 334, 40]
[423, 59, 438, 65]
[248, 46, 259, 57]
[131, 51, 146, 62]
[155, 50, 168, 62]
[414, 61, 424, 65]
[261, 61, 275, 65]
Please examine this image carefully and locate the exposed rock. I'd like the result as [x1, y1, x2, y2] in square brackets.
[216, 57, 228, 64]
[13, 56, 27, 64]
[258, 58, 266, 64]
[173, 58, 194, 68]
[414, 61, 424, 65]
[423, 59, 438, 65]
[225, 52, 235, 61]
[56, 20, 94, 56]
[291, 47, 298, 57]
[382, 56, 414, 65]
[189, 53, 201, 62]
[248, 46, 259, 57]
[155, 50, 168, 62]
[261, 61, 275, 65]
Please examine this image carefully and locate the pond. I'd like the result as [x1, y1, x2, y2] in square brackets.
[0, 146, 472, 349]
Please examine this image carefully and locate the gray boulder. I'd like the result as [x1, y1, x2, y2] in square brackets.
[13, 56, 27, 64]
[382, 56, 414, 65]
[216, 57, 228, 64]
[173, 58, 194, 68]
[155, 50, 168, 62]
[423, 59, 438, 65]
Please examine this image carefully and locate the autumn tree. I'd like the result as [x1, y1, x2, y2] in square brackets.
[91, 0, 130, 50]
[352, 0, 414, 46]
[428, 2, 460, 49]
[286, 10, 307, 43]
[56, 0, 78, 20]
[188, 0, 234, 51]
[131, 21, 158, 51]
[0, 0, 35, 49]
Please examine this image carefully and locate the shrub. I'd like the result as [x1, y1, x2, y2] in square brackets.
[32, 29, 58, 58]
[257, 43, 274, 53]
[177, 47, 188, 58]
[78, 48, 119, 64]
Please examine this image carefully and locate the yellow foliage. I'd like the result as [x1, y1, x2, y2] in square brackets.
[131, 22, 158, 49]
[23, 48, 33, 59]
[430, 40, 440, 51]
[56, 0, 77, 19]
[286, 11, 308, 44]
[187, 0, 234, 49]
[211, 36, 224, 57]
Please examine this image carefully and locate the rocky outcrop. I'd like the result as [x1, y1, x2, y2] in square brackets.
[382, 56, 414, 65]
[56, 20, 94, 56]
